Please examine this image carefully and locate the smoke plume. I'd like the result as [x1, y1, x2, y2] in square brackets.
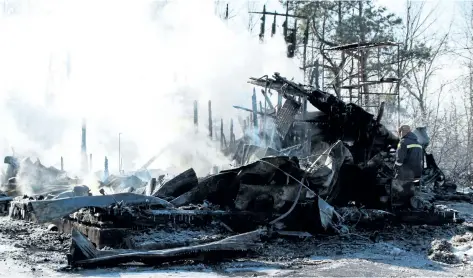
[0, 0, 303, 177]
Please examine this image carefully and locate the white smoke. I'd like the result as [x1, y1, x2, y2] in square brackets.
[0, 0, 303, 177]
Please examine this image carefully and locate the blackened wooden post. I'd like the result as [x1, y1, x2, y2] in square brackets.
[225, 3, 229, 20]
[259, 5, 266, 41]
[252, 88, 258, 128]
[271, 11, 277, 37]
[220, 118, 224, 150]
[302, 18, 309, 120]
[208, 100, 213, 139]
[104, 156, 109, 182]
[248, 115, 252, 131]
[146, 178, 157, 196]
[193, 100, 198, 128]
[314, 59, 320, 89]
[303, 18, 310, 70]
[259, 101, 264, 133]
[283, 1, 289, 38]
[230, 118, 235, 146]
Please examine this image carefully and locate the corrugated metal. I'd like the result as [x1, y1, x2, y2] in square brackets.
[275, 98, 301, 139]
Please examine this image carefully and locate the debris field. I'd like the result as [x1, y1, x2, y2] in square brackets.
[1, 73, 473, 273]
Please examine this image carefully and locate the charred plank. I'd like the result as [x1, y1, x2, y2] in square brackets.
[69, 228, 264, 268]
[171, 171, 238, 207]
[154, 168, 198, 199]
[26, 193, 174, 223]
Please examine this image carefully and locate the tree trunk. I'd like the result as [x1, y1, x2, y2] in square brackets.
[358, 1, 370, 108]
[468, 1, 473, 187]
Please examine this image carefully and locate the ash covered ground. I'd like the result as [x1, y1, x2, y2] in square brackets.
[2, 202, 473, 277]
[0, 73, 468, 277]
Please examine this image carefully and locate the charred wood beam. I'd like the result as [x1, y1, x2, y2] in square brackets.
[396, 208, 462, 225]
[146, 178, 157, 196]
[208, 100, 213, 139]
[326, 41, 399, 51]
[252, 89, 258, 128]
[153, 168, 198, 199]
[233, 106, 275, 118]
[249, 11, 306, 19]
[234, 183, 306, 212]
[220, 119, 225, 150]
[25, 193, 174, 223]
[194, 100, 198, 127]
[69, 228, 264, 268]
[171, 171, 239, 207]
[261, 89, 274, 110]
[230, 119, 235, 146]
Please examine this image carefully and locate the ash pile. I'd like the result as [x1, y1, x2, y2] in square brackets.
[3, 73, 471, 269]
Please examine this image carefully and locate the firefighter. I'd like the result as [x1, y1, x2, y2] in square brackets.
[391, 124, 424, 208]
[394, 125, 423, 180]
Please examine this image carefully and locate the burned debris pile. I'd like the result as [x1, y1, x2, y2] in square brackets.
[2, 72, 472, 269]
[2, 156, 77, 197]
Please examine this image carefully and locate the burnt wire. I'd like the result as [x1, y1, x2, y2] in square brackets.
[268, 178, 304, 225]
[259, 140, 343, 227]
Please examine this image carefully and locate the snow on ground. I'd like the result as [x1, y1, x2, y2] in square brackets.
[440, 201, 473, 222]
[3, 201, 473, 276]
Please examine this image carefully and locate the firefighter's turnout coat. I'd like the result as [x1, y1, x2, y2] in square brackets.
[395, 131, 423, 180]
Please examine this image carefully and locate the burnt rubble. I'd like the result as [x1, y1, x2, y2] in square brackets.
[2, 72, 473, 269]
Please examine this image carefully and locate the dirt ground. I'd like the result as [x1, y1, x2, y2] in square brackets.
[2, 202, 473, 277]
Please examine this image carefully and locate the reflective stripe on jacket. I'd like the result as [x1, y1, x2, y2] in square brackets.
[397, 143, 423, 149]
[395, 131, 423, 180]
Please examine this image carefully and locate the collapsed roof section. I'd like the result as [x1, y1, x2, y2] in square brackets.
[247, 72, 398, 165]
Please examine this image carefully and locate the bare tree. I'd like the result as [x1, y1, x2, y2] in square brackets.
[458, 1, 473, 187]
[467, 1, 473, 187]
[399, 0, 451, 120]
[443, 1, 473, 187]
[246, 1, 259, 33]
[396, 1, 473, 185]
[404, 32, 450, 120]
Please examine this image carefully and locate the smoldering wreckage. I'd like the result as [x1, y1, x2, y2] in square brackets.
[0, 73, 469, 269]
